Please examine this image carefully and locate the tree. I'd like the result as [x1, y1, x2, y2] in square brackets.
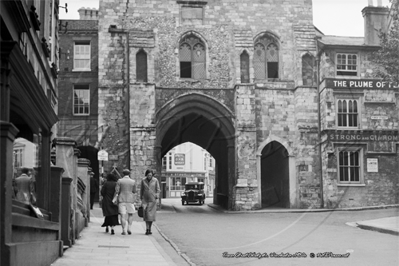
[371, 0, 399, 84]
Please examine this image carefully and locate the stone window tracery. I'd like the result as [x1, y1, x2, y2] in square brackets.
[179, 34, 206, 79]
[254, 34, 279, 79]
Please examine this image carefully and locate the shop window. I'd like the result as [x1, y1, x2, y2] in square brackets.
[13, 147, 24, 170]
[254, 34, 279, 80]
[337, 99, 359, 128]
[240, 51, 250, 83]
[171, 177, 186, 190]
[168, 153, 172, 169]
[73, 41, 91, 71]
[179, 34, 206, 79]
[336, 53, 357, 76]
[136, 49, 148, 82]
[12, 138, 38, 204]
[73, 85, 90, 115]
[338, 148, 363, 185]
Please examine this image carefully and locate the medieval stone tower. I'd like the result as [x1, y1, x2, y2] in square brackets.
[98, 0, 319, 210]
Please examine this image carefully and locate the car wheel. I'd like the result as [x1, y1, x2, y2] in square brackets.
[182, 201, 185, 205]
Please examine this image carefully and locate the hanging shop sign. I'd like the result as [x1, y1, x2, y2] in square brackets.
[98, 150, 109, 161]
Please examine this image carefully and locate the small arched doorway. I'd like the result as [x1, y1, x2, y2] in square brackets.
[261, 141, 289, 208]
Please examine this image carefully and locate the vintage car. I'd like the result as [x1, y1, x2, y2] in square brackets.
[181, 182, 206, 205]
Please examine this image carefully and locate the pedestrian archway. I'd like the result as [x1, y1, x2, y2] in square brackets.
[260, 141, 290, 208]
[78, 146, 99, 201]
[155, 93, 235, 209]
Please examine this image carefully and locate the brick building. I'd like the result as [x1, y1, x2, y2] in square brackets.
[317, 3, 399, 208]
[58, 9, 100, 186]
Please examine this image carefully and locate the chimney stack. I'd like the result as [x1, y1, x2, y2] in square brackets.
[78, 7, 99, 20]
[362, 2, 389, 45]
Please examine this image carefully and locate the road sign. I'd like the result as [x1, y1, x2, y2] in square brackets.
[98, 150, 109, 161]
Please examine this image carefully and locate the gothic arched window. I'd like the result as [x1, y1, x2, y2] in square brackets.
[302, 53, 315, 86]
[240, 51, 250, 83]
[179, 34, 206, 79]
[254, 35, 279, 79]
[136, 49, 148, 82]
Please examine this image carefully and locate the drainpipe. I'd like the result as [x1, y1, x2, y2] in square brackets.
[108, 26, 131, 170]
[315, 39, 324, 209]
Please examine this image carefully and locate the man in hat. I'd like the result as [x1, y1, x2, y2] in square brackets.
[115, 169, 137, 235]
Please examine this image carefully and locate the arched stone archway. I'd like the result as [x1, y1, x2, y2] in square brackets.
[256, 136, 297, 208]
[155, 93, 235, 209]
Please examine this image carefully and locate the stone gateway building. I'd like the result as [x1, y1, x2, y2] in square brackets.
[97, 0, 398, 210]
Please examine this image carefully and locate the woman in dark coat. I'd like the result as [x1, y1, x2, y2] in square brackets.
[101, 173, 120, 234]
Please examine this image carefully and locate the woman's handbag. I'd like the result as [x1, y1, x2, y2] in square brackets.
[138, 206, 143, 217]
[112, 193, 118, 205]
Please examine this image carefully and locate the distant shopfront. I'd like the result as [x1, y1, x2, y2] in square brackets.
[162, 172, 206, 198]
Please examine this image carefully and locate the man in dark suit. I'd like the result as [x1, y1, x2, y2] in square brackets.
[90, 172, 98, 209]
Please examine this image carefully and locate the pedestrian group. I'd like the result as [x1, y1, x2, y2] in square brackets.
[100, 168, 160, 235]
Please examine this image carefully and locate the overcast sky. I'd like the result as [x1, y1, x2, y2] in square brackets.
[59, 0, 391, 37]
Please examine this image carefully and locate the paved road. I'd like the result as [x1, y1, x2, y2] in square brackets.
[156, 198, 399, 266]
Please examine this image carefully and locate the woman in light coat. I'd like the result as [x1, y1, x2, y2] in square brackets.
[140, 169, 160, 235]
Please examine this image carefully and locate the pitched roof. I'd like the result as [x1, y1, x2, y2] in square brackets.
[318, 35, 365, 46]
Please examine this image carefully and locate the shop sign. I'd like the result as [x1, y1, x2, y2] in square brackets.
[367, 158, 378, 172]
[325, 79, 398, 89]
[167, 172, 205, 178]
[371, 116, 388, 120]
[327, 132, 399, 142]
[174, 153, 185, 165]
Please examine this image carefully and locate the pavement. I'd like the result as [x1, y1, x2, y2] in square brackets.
[51, 201, 398, 266]
[50, 203, 189, 266]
